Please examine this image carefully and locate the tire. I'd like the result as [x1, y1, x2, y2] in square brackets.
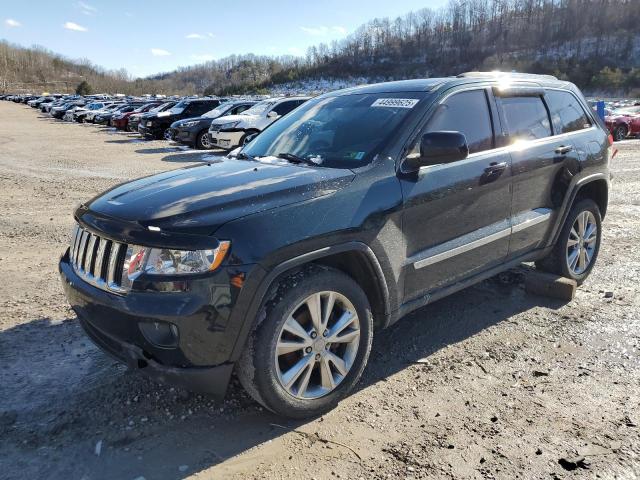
[237, 265, 373, 418]
[195, 130, 212, 149]
[535, 198, 602, 285]
[613, 125, 628, 142]
[240, 129, 259, 147]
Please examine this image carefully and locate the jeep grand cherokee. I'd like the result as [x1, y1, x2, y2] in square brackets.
[60, 73, 611, 418]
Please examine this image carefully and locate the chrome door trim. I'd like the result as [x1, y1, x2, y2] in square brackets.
[511, 209, 551, 233]
[413, 227, 511, 269]
[412, 208, 552, 270]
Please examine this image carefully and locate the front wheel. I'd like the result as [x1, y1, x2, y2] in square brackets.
[535, 199, 602, 285]
[237, 266, 373, 418]
[613, 125, 628, 142]
[196, 130, 212, 149]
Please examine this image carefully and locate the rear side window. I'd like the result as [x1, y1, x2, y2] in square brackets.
[545, 90, 592, 134]
[498, 96, 551, 141]
[421, 89, 494, 154]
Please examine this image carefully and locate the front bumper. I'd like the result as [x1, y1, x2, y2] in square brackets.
[138, 124, 163, 138]
[209, 130, 244, 149]
[170, 127, 198, 145]
[59, 249, 261, 397]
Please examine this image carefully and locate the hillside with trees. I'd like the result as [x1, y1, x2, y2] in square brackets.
[2, 0, 640, 96]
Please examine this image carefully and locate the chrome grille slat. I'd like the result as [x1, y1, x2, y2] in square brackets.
[70, 225, 81, 264]
[77, 231, 89, 270]
[107, 242, 123, 288]
[69, 225, 127, 293]
[94, 238, 107, 279]
[84, 234, 97, 273]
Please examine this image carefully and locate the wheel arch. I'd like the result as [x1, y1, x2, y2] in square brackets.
[228, 242, 391, 361]
[550, 173, 609, 246]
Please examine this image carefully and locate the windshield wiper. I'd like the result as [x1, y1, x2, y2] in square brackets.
[236, 152, 256, 161]
[276, 152, 319, 167]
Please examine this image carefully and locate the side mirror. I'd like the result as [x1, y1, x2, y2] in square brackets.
[267, 111, 279, 119]
[403, 131, 469, 172]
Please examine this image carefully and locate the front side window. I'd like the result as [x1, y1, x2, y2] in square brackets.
[413, 89, 494, 155]
[272, 100, 301, 116]
[242, 92, 424, 168]
[546, 90, 591, 134]
[498, 96, 551, 141]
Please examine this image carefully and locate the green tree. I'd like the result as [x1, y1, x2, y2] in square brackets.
[75, 80, 92, 95]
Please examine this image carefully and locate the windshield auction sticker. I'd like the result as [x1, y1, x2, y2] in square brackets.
[371, 98, 420, 108]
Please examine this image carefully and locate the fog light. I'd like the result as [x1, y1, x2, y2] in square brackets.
[139, 321, 179, 348]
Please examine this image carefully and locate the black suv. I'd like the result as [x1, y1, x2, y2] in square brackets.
[137, 98, 222, 140]
[60, 73, 611, 418]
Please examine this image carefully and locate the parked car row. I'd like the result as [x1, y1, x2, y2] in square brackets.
[1, 92, 312, 151]
[588, 98, 640, 141]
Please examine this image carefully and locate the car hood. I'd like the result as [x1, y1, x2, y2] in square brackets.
[211, 113, 261, 128]
[172, 116, 210, 128]
[85, 157, 355, 235]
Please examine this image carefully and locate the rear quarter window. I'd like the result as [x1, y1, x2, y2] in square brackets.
[545, 90, 592, 134]
[498, 96, 551, 141]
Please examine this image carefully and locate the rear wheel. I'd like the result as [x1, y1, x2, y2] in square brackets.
[237, 266, 373, 418]
[613, 124, 628, 141]
[162, 128, 172, 141]
[196, 130, 212, 149]
[535, 198, 601, 285]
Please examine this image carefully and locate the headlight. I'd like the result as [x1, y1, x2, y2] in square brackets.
[220, 121, 240, 131]
[147, 121, 153, 126]
[120, 241, 230, 289]
[181, 120, 200, 128]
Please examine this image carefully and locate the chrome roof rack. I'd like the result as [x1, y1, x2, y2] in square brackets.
[457, 71, 559, 81]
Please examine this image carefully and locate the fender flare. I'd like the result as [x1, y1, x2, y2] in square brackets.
[549, 172, 610, 246]
[228, 241, 390, 361]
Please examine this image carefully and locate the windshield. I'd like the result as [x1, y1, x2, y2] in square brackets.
[169, 100, 188, 114]
[151, 102, 172, 112]
[203, 104, 230, 118]
[242, 93, 425, 168]
[241, 101, 275, 116]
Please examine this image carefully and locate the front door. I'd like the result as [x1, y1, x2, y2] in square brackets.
[400, 88, 512, 303]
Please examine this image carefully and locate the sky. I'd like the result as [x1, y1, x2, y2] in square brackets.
[1, 0, 450, 77]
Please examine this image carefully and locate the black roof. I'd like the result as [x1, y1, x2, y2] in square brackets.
[335, 72, 571, 95]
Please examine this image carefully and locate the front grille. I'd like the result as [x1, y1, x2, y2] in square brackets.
[70, 225, 127, 293]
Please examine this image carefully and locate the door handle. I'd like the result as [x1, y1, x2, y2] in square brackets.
[484, 161, 507, 174]
[555, 145, 573, 155]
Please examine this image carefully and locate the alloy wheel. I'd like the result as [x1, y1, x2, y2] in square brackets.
[566, 210, 597, 275]
[163, 129, 172, 140]
[274, 291, 360, 399]
[200, 133, 211, 148]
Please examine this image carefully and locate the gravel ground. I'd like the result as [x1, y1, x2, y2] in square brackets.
[0, 102, 638, 480]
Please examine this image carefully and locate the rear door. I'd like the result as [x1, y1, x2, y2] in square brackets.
[400, 87, 513, 302]
[495, 89, 583, 257]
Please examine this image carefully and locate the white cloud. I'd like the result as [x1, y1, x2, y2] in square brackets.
[300, 25, 347, 36]
[191, 54, 215, 62]
[186, 32, 215, 40]
[78, 1, 97, 15]
[5, 18, 21, 27]
[64, 21, 88, 32]
[151, 48, 171, 57]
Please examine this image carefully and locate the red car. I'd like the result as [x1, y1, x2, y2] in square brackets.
[605, 105, 640, 141]
[112, 103, 160, 131]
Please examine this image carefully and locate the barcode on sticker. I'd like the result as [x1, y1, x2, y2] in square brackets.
[371, 98, 419, 109]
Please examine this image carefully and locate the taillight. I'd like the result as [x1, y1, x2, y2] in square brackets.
[608, 134, 614, 146]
